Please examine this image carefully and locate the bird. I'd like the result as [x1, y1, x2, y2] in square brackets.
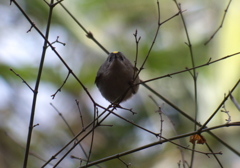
[95, 51, 139, 103]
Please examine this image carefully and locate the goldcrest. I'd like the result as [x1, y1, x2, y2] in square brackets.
[95, 51, 139, 103]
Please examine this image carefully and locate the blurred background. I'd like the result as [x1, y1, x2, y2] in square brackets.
[0, 0, 239, 167]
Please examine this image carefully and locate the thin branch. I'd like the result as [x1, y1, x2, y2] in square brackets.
[204, 0, 233, 45]
[173, 1, 198, 166]
[170, 140, 222, 157]
[221, 102, 231, 124]
[133, 29, 141, 81]
[198, 79, 239, 132]
[118, 157, 131, 168]
[230, 92, 240, 111]
[5, 132, 59, 167]
[115, 105, 137, 115]
[141, 81, 240, 156]
[75, 100, 85, 130]
[139, 51, 240, 85]
[10, 0, 96, 104]
[136, 0, 161, 77]
[41, 104, 117, 167]
[149, 96, 186, 168]
[50, 36, 66, 46]
[50, 103, 88, 159]
[50, 100, 161, 167]
[70, 156, 102, 168]
[10, 68, 34, 92]
[16, 0, 57, 166]
[85, 105, 97, 166]
[51, 71, 70, 99]
[149, 96, 164, 140]
[51, 107, 115, 167]
[205, 142, 223, 168]
[79, 122, 240, 168]
[56, 0, 109, 55]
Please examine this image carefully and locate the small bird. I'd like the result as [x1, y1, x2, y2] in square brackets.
[95, 51, 139, 103]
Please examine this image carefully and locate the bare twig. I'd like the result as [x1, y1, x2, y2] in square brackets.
[5, 132, 59, 167]
[50, 36, 66, 46]
[172, 1, 198, 166]
[204, 0, 233, 45]
[149, 95, 186, 168]
[149, 96, 164, 140]
[136, 0, 161, 76]
[86, 105, 97, 165]
[10, 0, 96, 104]
[198, 79, 239, 132]
[221, 103, 231, 124]
[10, 68, 34, 92]
[142, 81, 240, 156]
[75, 100, 85, 130]
[139, 52, 240, 85]
[56, 0, 109, 55]
[51, 71, 70, 99]
[133, 29, 141, 81]
[50, 103, 89, 159]
[11, 0, 58, 167]
[230, 93, 240, 111]
[118, 157, 131, 168]
[70, 156, 102, 168]
[205, 142, 223, 168]
[79, 122, 240, 168]
[50, 106, 115, 167]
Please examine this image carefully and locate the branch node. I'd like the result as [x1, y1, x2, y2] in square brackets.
[86, 31, 94, 39]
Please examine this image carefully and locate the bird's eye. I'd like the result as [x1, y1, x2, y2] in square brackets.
[108, 55, 113, 62]
[118, 55, 124, 61]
